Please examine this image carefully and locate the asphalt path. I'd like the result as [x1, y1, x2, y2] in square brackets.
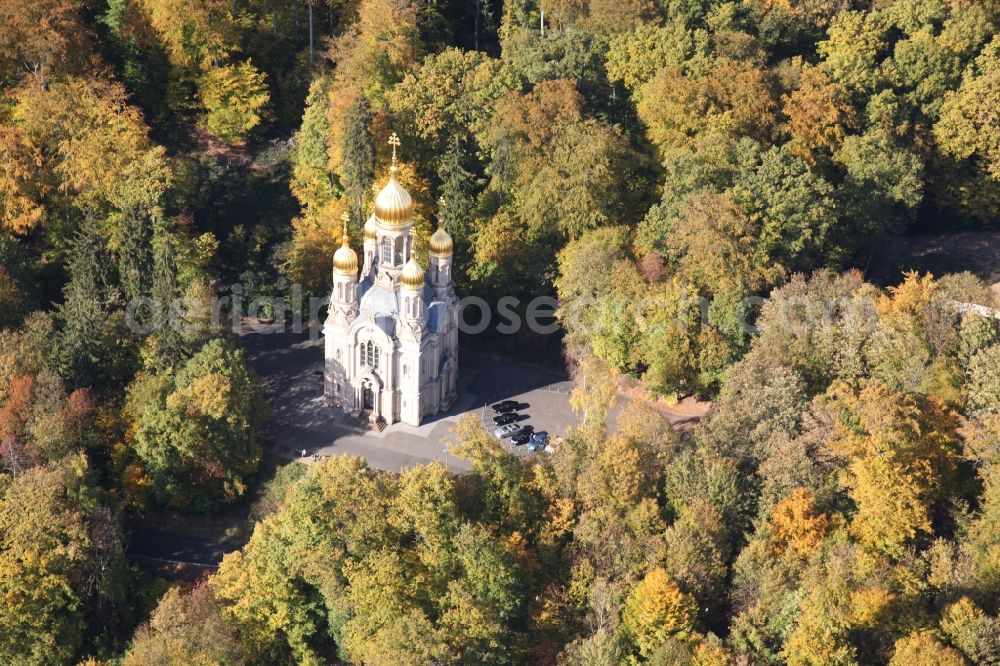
[126, 525, 245, 567]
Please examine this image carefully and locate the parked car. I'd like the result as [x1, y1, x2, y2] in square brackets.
[528, 431, 549, 451]
[491, 400, 518, 414]
[494, 423, 523, 439]
[511, 431, 532, 446]
[492, 412, 518, 426]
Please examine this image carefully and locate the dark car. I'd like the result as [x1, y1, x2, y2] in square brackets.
[528, 431, 549, 451]
[511, 431, 532, 446]
[492, 412, 518, 426]
[491, 400, 518, 414]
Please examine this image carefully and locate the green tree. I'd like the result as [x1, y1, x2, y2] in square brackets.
[145, 228, 186, 372]
[817, 10, 886, 94]
[967, 344, 1000, 414]
[606, 22, 710, 92]
[129, 338, 264, 510]
[834, 127, 924, 241]
[436, 136, 475, 255]
[492, 79, 647, 240]
[935, 37, 1000, 221]
[138, 0, 236, 70]
[116, 206, 154, 307]
[436, 524, 525, 663]
[388, 47, 510, 153]
[735, 144, 840, 276]
[0, 236, 37, 329]
[56, 218, 131, 391]
[340, 94, 376, 226]
[663, 499, 730, 614]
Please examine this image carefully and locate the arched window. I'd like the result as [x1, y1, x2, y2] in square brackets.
[361, 341, 380, 370]
[394, 236, 405, 265]
[381, 236, 393, 266]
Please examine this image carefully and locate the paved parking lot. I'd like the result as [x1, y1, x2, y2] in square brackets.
[240, 324, 577, 472]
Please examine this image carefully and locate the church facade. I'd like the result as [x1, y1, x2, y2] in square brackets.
[323, 134, 459, 427]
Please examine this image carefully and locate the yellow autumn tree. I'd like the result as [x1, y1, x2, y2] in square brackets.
[638, 60, 778, 154]
[888, 631, 966, 666]
[137, 0, 235, 70]
[622, 567, 697, 657]
[13, 76, 171, 217]
[781, 565, 858, 666]
[568, 353, 619, 436]
[0, 126, 48, 235]
[197, 60, 270, 145]
[825, 381, 961, 556]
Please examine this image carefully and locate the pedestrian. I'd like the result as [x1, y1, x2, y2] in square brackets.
[301, 448, 307, 458]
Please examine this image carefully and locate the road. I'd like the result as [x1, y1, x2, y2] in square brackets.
[126, 525, 245, 567]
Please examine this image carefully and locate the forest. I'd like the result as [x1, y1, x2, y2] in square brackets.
[2, 0, 1000, 663]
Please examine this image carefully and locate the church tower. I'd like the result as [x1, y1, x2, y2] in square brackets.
[428, 202, 458, 409]
[323, 132, 459, 427]
[324, 212, 359, 407]
[429, 198, 454, 296]
[398, 257, 426, 424]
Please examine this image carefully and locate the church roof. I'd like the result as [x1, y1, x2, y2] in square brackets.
[356, 278, 448, 334]
[427, 301, 446, 332]
[359, 281, 398, 317]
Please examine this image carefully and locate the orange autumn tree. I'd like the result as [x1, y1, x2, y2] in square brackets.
[782, 65, 857, 163]
[767, 488, 831, 558]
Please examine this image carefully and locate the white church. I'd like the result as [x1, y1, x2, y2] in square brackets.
[323, 134, 459, 427]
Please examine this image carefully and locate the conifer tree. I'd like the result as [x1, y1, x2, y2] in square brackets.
[340, 95, 376, 226]
[117, 205, 154, 306]
[148, 227, 186, 372]
[437, 136, 474, 236]
[56, 217, 119, 390]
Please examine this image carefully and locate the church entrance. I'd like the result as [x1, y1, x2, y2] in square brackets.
[362, 383, 375, 411]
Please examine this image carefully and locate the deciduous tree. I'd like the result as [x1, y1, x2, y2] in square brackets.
[622, 568, 698, 657]
[198, 61, 271, 145]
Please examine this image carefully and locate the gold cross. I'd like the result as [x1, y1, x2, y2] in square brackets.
[388, 132, 401, 166]
[340, 211, 350, 238]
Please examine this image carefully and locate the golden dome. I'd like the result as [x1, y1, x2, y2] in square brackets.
[400, 257, 425, 290]
[333, 214, 358, 275]
[373, 166, 413, 227]
[429, 220, 453, 257]
[363, 214, 377, 241]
